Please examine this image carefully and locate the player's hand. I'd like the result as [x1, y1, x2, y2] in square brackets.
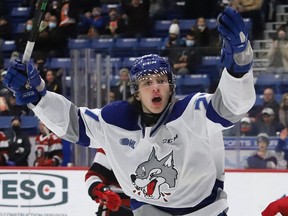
[92, 183, 121, 212]
[37, 159, 55, 166]
[3, 59, 46, 105]
[217, 7, 253, 73]
[262, 196, 288, 216]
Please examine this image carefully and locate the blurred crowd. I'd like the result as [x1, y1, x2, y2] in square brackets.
[1, 0, 288, 169]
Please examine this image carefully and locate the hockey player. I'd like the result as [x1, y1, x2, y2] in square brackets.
[262, 196, 288, 216]
[34, 121, 63, 167]
[3, 7, 255, 216]
[86, 148, 132, 216]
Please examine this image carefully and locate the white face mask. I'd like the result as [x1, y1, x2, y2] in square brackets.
[49, 22, 57, 29]
[186, 40, 195, 47]
[198, 26, 205, 31]
[26, 24, 32, 31]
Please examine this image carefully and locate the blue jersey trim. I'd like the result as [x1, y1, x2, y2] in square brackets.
[165, 94, 194, 124]
[206, 103, 233, 127]
[101, 101, 141, 131]
[76, 110, 90, 146]
[85, 109, 99, 121]
[130, 179, 224, 214]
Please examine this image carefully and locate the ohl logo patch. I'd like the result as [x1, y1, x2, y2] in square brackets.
[0, 171, 68, 207]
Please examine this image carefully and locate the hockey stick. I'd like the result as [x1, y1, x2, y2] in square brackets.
[22, 0, 49, 64]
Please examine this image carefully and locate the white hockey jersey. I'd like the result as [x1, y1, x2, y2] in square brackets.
[30, 69, 255, 215]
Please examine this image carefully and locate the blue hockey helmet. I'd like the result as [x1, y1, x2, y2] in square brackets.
[129, 54, 175, 94]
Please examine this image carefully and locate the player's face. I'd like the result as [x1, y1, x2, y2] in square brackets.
[137, 74, 171, 114]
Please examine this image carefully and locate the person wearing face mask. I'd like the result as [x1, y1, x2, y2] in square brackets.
[4, 117, 31, 166]
[267, 26, 288, 73]
[15, 19, 33, 53]
[192, 17, 219, 52]
[172, 31, 202, 75]
[35, 15, 67, 58]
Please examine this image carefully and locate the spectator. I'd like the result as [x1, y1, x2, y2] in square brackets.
[0, 131, 9, 166]
[45, 69, 62, 94]
[34, 121, 63, 167]
[111, 68, 131, 101]
[191, 17, 220, 54]
[279, 92, 288, 127]
[34, 15, 67, 58]
[249, 87, 280, 121]
[149, 0, 165, 21]
[120, 0, 151, 38]
[49, 0, 61, 18]
[78, 6, 107, 39]
[161, 20, 184, 50]
[1, 93, 30, 116]
[103, 8, 127, 38]
[4, 117, 31, 166]
[253, 107, 284, 136]
[223, 116, 257, 136]
[244, 133, 277, 169]
[183, 0, 218, 19]
[85, 148, 133, 216]
[172, 31, 203, 74]
[15, 19, 33, 53]
[231, 0, 264, 39]
[275, 128, 288, 169]
[0, 16, 12, 40]
[192, 17, 212, 47]
[161, 20, 185, 65]
[266, 27, 288, 73]
[59, 0, 77, 38]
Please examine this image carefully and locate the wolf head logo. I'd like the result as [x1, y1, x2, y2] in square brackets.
[130, 147, 178, 201]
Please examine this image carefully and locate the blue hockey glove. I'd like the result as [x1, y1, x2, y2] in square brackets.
[217, 7, 253, 73]
[3, 59, 46, 105]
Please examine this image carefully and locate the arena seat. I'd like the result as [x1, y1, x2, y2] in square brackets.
[12, 22, 25, 34]
[113, 38, 139, 57]
[10, 7, 31, 22]
[138, 37, 163, 55]
[176, 74, 211, 95]
[68, 39, 92, 49]
[1, 40, 17, 58]
[154, 20, 172, 37]
[92, 38, 115, 54]
[254, 74, 281, 94]
[122, 57, 138, 68]
[48, 58, 71, 69]
[206, 19, 218, 29]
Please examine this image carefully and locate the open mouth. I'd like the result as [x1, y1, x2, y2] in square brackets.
[152, 97, 161, 103]
[146, 179, 157, 196]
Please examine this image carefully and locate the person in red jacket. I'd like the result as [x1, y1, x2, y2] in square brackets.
[85, 148, 132, 216]
[34, 121, 63, 167]
[0, 131, 9, 166]
[262, 196, 288, 216]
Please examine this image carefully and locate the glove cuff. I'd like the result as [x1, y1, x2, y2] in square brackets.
[222, 41, 253, 73]
[36, 78, 47, 96]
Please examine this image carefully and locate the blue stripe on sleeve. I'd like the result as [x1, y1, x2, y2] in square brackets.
[206, 103, 233, 127]
[76, 110, 90, 146]
[85, 109, 99, 121]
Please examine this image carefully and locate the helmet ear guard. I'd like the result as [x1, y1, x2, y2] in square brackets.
[129, 54, 176, 94]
